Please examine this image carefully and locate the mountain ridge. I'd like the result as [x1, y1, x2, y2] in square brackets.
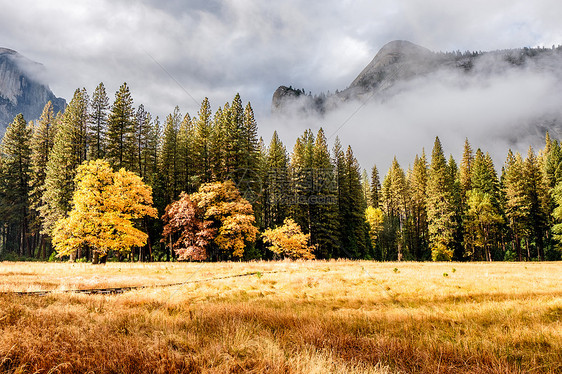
[0, 48, 65, 130]
[272, 40, 562, 114]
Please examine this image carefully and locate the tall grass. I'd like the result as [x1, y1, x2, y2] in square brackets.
[0, 261, 561, 373]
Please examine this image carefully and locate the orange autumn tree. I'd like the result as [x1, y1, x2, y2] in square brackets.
[52, 159, 157, 259]
[262, 218, 315, 260]
[162, 180, 258, 260]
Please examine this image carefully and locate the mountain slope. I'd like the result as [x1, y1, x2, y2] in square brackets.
[272, 40, 562, 113]
[0, 48, 65, 130]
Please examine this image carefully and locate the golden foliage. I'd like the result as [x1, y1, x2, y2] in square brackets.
[262, 218, 315, 260]
[365, 206, 384, 247]
[52, 160, 157, 257]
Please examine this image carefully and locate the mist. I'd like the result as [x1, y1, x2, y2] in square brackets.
[261, 51, 562, 174]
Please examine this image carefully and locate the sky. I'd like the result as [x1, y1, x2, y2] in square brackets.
[2, 0, 562, 171]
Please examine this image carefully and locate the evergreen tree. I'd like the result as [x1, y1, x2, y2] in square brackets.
[28, 102, 57, 257]
[408, 152, 429, 260]
[333, 137, 346, 257]
[223, 94, 244, 179]
[361, 169, 370, 206]
[459, 138, 474, 200]
[193, 97, 213, 184]
[524, 146, 548, 260]
[370, 164, 381, 208]
[106, 82, 135, 170]
[426, 137, 456, 261]
[381, 157, 408, 260]
[238, 101, 261, 203]
[159, 107, 181, 204]
[132, 104, 150, 176]
[503, 150, 531, 261]
[340, 146, 369, 258]
[0, 114, 32, 255]
[88, 82, 109, 160]
[310, 128, 338, 258]
[176, 112, 194, 193]
[210, 105, 227, 180]
[542, 132, 562, 188]
[289, 130, 314, 234]
[264, 131, 289, 229]
[40, 89, 89, 239]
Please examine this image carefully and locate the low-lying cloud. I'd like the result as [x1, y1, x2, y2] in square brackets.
[264, 53, 562, 173]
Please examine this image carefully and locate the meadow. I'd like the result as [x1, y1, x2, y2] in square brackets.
[0, 260, 561, 373]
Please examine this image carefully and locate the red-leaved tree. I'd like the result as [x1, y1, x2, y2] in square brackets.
[162, 181, 258, 260]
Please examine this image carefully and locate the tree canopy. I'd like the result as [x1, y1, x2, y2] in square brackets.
[52, 159, 157, 257]
[162, 180, 258, 260]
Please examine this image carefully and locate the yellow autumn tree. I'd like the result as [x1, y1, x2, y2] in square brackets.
[52, 159, 157, 260]
[365, 206, 384, 248]
[262, 218, 315, 260]
[162, 180, 258, 260]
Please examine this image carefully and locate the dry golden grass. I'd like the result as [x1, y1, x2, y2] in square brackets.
[0, 260, 561, 373]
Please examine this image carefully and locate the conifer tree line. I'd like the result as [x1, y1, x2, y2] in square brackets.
[0, 82, 561, 261]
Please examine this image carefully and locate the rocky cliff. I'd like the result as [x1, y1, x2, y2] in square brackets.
[0, 48, 65, 130]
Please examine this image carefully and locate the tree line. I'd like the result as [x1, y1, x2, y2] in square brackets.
[0, 82, 561, 261]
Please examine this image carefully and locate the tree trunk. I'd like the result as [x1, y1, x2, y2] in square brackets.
[92, 251, 100, 265]
[515, 235, 522, 262]
[143, 218, 153, 262]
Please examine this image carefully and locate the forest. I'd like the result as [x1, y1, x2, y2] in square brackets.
[0, 82, 561, 262]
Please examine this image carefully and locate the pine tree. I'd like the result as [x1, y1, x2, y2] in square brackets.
[0, 114, 32, 255]
[40, 89, 89, 239]
[463, 150, 502, 260]
[222, 94, 244, 179]
[210, 105, 227, 180]
[524, 146, 548, 260]
[459, 138, 474, 200]
[543, 132, 562, 188]
[289, 130, 314, 234]
[193, 97, 213, 184]
[361, 169, 370, 206]
[310, 128, 338, 258]
[29, 102, 56, 212]
[370, 164, 381, 208]
[176, 112, 194, 194]
[88, 82, 109, 160]
[264, 131, 289, 229]
[28, 102, 57, 257]
[333, 137, 346, 257]
[381, 157, 408, 260]
[340, 146, 369, 258]
[106, 82, 135, 170]
[503, 150, 531, 261]
[132, 104, 149, 176]
[238, 101, 261, 203]
[408, 152, 429, 260]
[426, 137, 456, 261]
[159, 107, 181, 204]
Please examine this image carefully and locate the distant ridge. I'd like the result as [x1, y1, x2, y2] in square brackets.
[272, 40, 562, 113]
[0, 48, 65, 131]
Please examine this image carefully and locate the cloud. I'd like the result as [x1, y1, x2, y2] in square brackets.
[2, 0, 562, 170]
[265, 53, 562, 173]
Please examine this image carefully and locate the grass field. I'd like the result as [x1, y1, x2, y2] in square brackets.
[0, 261, 561, 373]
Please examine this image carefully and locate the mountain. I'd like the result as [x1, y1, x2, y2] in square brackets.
[272, 40, 562, 114]
[0, 48, 65, 130]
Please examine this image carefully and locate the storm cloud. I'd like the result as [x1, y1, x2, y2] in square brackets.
[2, 0, 562, 170]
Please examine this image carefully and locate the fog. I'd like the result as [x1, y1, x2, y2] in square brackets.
[262, 51, 562, 173]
